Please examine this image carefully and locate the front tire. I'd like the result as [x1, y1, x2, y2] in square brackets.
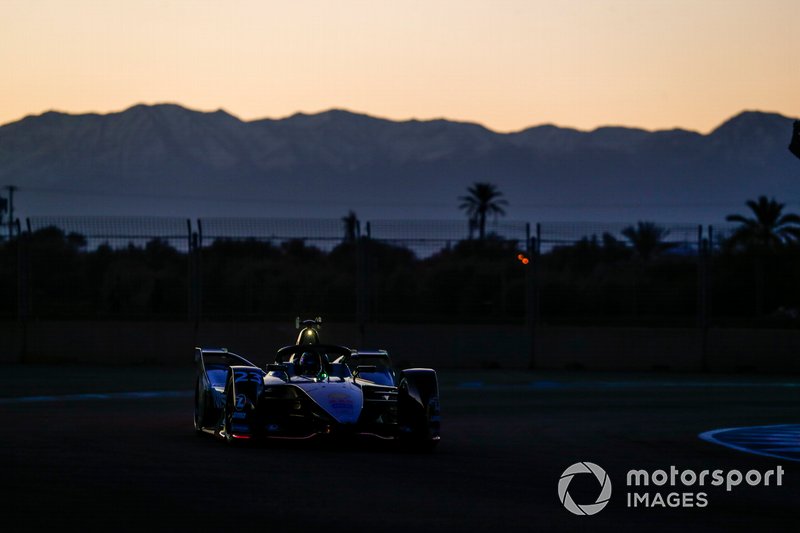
[194, 378, 205, 436]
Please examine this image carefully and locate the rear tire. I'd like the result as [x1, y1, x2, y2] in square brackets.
[397, 369, 440, 452]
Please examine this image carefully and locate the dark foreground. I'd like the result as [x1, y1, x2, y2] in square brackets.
[1, 366, 798, 532]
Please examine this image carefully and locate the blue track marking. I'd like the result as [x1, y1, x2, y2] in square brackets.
[455, 380, 800, 391]
[0, 390, 192, 405]
[699, 424, 800, 462]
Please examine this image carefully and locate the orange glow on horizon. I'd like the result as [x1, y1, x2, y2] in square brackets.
[1, 0, 798, 133]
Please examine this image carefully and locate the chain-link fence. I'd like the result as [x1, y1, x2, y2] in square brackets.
[536, 222, 704, 326]
[197, 217, 356, 321]
[365, 219, 530, 323]
[0, 220, 21, 320]
[27, 217, 192, 251]
[6, 216, 800, 330]
[22, 217, 191, 319]
[708, 223, 800, 326]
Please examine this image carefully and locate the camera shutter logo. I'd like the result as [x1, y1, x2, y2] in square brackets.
[558, 462, 612, 516]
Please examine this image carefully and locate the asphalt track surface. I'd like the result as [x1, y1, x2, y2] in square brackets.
[2, 365, 799, 532]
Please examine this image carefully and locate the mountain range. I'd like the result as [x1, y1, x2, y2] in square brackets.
[0, 103, 798, 225]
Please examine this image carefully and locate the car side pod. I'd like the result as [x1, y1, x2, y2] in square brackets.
[397, 368, 441, 452]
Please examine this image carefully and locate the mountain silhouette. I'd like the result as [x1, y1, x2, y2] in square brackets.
[0, 104, 797, 223]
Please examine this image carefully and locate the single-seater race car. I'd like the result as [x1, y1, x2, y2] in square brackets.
[193, 318, 440, 450]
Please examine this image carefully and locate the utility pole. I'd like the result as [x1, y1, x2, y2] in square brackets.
[5, 185, 16, 240]
[0, 195, 6, 241]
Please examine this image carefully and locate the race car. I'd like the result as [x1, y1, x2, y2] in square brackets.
[193, 318, 440, 450]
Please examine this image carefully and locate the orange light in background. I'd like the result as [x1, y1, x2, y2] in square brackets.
[517, 254, 524, 260]
[522, 258, 529, 265]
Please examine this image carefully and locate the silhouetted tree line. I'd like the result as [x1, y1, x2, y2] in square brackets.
[200, 237, 359, 320]
[538, 230, 800, 326]
[1, 214, 799, 326]
[0, 227, 188, 319]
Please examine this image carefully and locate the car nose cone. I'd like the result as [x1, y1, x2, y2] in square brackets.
[302, 383, 363, 424]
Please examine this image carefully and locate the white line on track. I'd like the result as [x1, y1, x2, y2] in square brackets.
[0, 390, 192, 404]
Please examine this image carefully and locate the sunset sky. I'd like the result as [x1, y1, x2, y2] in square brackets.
[1, 0, 798, 133]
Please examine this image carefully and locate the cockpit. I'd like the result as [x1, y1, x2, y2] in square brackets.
[291, 351, 326, 377]
[273, 345, 354, 382]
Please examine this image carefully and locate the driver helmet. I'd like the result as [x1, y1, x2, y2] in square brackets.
[298, 352, 320, 376]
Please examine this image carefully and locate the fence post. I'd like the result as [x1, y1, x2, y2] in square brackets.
[192, 220, 204, 342]
[17, 219, 29, 362]
[356, 220, 369, 346]
[186, 219, 193, 323]
[526, 223, 541, 370]
[525, 224, 533, 368]
[697, 225, 709, 372]
[704, 225, 715, 370]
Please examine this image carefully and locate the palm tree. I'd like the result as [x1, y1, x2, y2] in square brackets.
[725, 196, 800, 251]
[458, 183, 508, 240]
[726, 196, 800, 317]
[621, 221, 676, 261]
